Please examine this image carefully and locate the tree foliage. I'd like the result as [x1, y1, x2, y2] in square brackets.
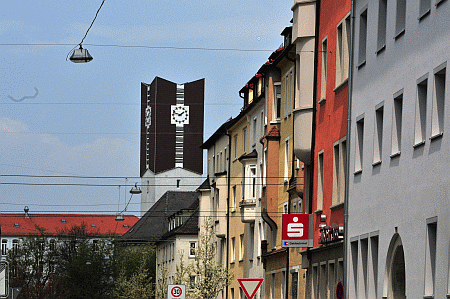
[168, 218, 233, 299]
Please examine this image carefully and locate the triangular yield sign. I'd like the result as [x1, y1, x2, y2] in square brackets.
[237, 278, 264, 299]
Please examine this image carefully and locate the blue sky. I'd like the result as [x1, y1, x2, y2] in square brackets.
[1, 1, 292, 215]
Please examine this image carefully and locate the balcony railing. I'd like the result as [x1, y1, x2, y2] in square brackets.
[239, 198, 257, 223]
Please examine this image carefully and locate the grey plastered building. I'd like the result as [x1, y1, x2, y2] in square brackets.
[347, 0, 450, 298]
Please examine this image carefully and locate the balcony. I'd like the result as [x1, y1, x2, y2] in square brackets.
[293, 107, 313, 164]
[239, 199, 257, 223]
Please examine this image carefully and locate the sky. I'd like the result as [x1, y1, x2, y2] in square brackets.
[1, 1, 293, 216]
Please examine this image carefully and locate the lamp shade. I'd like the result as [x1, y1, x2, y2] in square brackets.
[69, 47, 93, 63]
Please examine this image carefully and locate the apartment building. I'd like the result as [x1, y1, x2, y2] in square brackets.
[301, 0, 350, 298]
[347, 0, 450, 298]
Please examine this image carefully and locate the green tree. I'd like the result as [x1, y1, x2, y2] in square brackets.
[114, 244, 155, 299]
[172, 218, 233, 299]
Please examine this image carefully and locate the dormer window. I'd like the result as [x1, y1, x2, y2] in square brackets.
[14, 223, 19, 228]
[61, 219, 66, 223]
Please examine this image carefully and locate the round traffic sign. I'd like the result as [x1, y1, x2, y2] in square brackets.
[171, 286, 183, 298]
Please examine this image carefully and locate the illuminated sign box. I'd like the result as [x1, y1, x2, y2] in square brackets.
[282, 214, 314, 248]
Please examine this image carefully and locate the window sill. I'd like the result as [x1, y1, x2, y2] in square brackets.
[314, 209, 323, 215]
[394, 29, 405, 40]
[413, 140, 426, 148]
[390, 151, 401, 159]
[437, 0, 447, 7]
[376, 44, 386, 55]
[423, 295, 434, 299]
[372, 160, 382, 167]
[270, 120, 281, 125]
[430, 132, 443, 141]
[330, 202, 344, 211]
[318, 98, 326, 105]
[418, 9, 431, 21]
[231, 208, 236, 213]
[333, 78, 348, 93]
[357, 60, 366, 69]
[354, 169, 362, 175]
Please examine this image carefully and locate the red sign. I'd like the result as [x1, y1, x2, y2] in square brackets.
[237, 278, 264, 299]
[281, 214, 313, 247]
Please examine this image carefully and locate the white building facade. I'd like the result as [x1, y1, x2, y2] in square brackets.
[347, 0, 450, 298]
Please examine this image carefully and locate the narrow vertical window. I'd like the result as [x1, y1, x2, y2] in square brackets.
[281, 270, 286, 299]
[284, 138, 290, 181]
[333, 138, 347, 205]
[328, 262, 336, 299]
[431, 64, 446, 139]
[232, 185, 237, 210]
[317, 150, 324, 210]
[355, 116, 365, 173]
[377, 0, 387, 52]
[361, 238, 369, 299]
[243, 127, 247, 154]
[373, 104, 384, 165]
[312, 265, 319, 299]
[274, 83, 281, 120]
[284, 70, 293, 117]
[336, 14, 350, 86]
[231, 237, 236, 262]
[239, 234, 244, 261]
[424, 218, 437, 297]
[391, 91, 403, 156]
[415, 75, 428, 146]
[370, 236, 379, 299]
[249, 225, 254, 260]
[333, 143, 340, 205]
[350, 241, 359, 298]
[234, 135, 238, 159]
[319, 263, 327, 299]
[419, 0, 431, 20]
[358, 9, 368, 67]
[271, 273, 276, 299]
[321, 37, 328, 101]
[252, 117, 257, 146]
[395, 0, 406, 38]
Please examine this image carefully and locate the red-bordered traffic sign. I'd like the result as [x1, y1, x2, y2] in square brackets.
[167, 284, 185, 299]
[237, 278, 264, 299]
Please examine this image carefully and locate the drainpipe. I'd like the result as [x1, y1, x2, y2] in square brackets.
[226, 132, 232, 299]
[344, 0, 356, 298]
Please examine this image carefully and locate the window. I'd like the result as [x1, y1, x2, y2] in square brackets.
[377, 0, 387, 52]
[285, 69, 293, 117]
[391, 91, 403, 156]
[336, 15, 350, 86]
[350, 241, 359, 298]
[431, 63, 446, 138]
[292, 271, 299, 299]
[232, 185, 237, 211]
[231, 288, 235, 299]
[328, 262, 336, 299]
[358, 8, 368, 67]
[189, 241, 197, 258]
[189, 275, 196, 290]
[355, 116, 365, 173]
[321, 37, 328, 101]
[281, 270, 286, 299]
[333, 138, 347, 205]
[395, 0, 406, 38]
[274, 83, 281, 120]
[271, 273, 276, 299]
[319, 263, 327, 299]
[239, 234, 244, 261]
[424, 218, 437, 297]
[252, 117, 257, 146]
[312, 265, 319, 299]
[373, 103, 384, 165]
[249, 225, 254, 260]
[361, 238, 369, 298]
[415, 75, 428, 146]
[263, 148, 267, 187]
[369, 236, 379, 299]
[419, 0, 431, 20]
[231, 237, 236, 263]
[317, 150, 324, 211]
[1, 240, 7, 256]
[243, 127, 247, 154]
[234, 135, 238, 159]
[284, 138, 290, 181]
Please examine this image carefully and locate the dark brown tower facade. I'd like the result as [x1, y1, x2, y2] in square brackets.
[140, 77, 204, 176]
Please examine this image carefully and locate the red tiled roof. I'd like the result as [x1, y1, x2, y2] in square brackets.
[0, 213, 139, 237]
[266, 126, 280, 139]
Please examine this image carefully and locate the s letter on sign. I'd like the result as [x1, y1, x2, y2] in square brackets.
[281, 214, 313, 248]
